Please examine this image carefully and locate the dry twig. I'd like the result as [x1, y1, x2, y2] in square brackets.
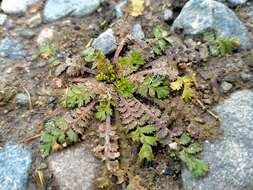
[193, 97, 221, 121]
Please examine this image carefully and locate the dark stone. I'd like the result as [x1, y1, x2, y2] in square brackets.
[92, 29, 117, 55]
[172, 0, 251, 49]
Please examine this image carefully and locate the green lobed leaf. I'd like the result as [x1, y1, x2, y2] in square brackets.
[141, 135, 158, 146]
[61, 84, 94, 108]
[66, 129, 78, 144]
[179, 150, 209, 177]
[180, 133, 191, 145]
[128, 130, 141, 142]
[95, 101, 114, 121]
[83, 47, 97, 62]
[185, 143, 203, 154]
[138, 144, 154, 161]
[189, 158, 209, 177]
[153, 25, 168, 40]
[119, 50, 145, 73]
[182, 84, 193, 102]
[138, 75, 169, 99]
[156, 86, 169, 99]
[55, 117, 69, 131]
[115, 77, 136, 98]
[138, 125, 156, 134]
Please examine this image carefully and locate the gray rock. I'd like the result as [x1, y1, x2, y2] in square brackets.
[217, 0, 247, 6]
[171, 0, 251, 49]
[92, 29, 117, 55]
[221, 81, 233, 93]
[0, 37, 27, 59]
[19, 29, 36, 39]
[16, 93, 29, 106]
[248, 9, 253, 20]
[240, 72, 251, 81]
[182, 90, 253, 190]
[48, 144, 101, 190]
[115, 0, 128, 19]
[43, 0, 100, 22]
[1, 0, 39, 14]
[0, 14, 7, 26]
[4, 19, 14, 30]
[0, 144, 32, 190]
[164, 8, 173, 21]
[131, 23, 145, 40]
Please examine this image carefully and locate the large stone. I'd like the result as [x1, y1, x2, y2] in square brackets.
[0, 144, 32, 190]
[1, 0, 39, 14]
[182, 90, 253, 190]
[171, 0, 251, 49]
[48, 144, 101, 190]
[43, 0, 100, 22]
[92, 29, 117, 55]
[217, 0, 247, 6]
[0, 37, 27, 59]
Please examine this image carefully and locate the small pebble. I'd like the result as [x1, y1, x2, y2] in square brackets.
[221, 81, 233, 93]
[164, 8, 173, 21]
[92, 28, 117, 55]
[240, 72, 251, 81]
[169, 142, 178, 150]
[162, 167, 176, 176]
[131, 23, 145, 40]
[16, 93, 29, 106]
[203, 98, 212, 105]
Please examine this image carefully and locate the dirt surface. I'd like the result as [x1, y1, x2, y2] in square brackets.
[1, 0, 253, 189]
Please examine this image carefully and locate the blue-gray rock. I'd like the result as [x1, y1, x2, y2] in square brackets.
[16, 93, 29, 106]
[182, 90, 253, 190]
[172, 0, 251, 49]
[43, 0, 100, 22]
[164, 8, 173, 21]
[0, 144, 32, 190]
[48, 144, 101, 190]
[131, 24, 145, 40]
[217, 0, 247, 6]
[115, 0, 128, 19]
[0, 37, 27, 59]
[92, 29, 117, 55]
